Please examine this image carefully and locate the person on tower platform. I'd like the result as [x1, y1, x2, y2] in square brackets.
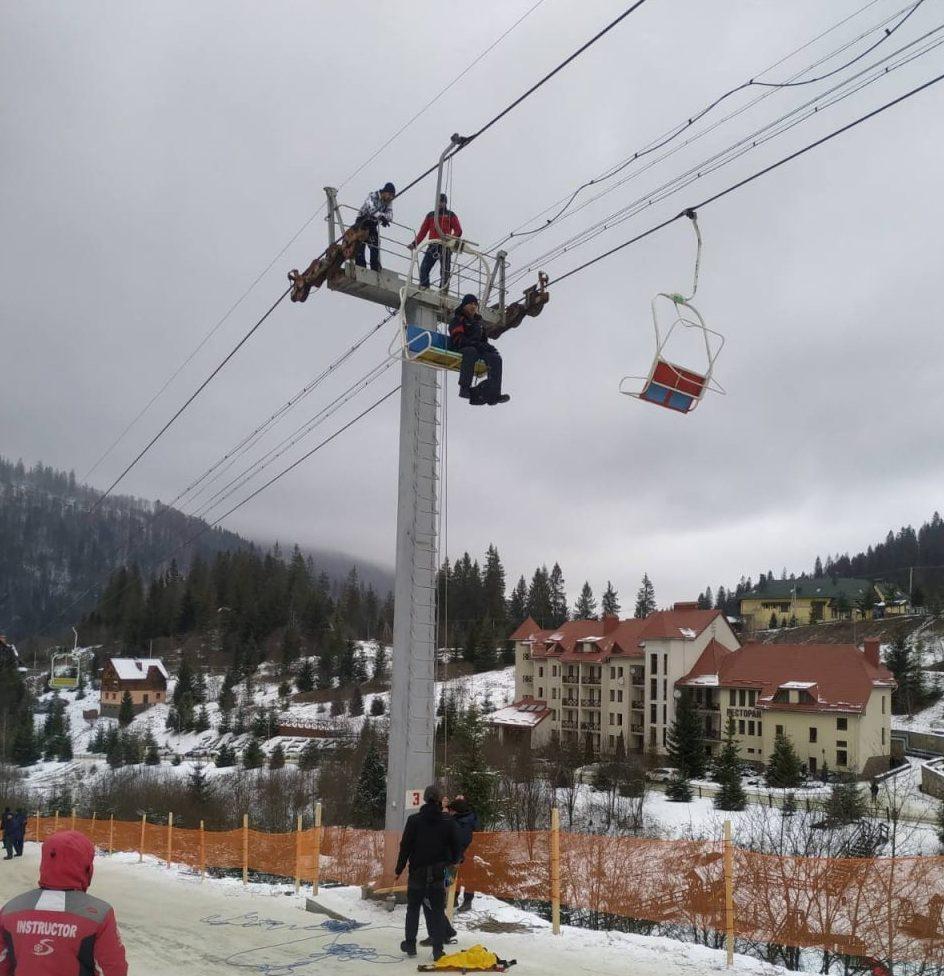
[0, 831, 128, 976]
[353, 182, 396, 272]
[408, 193, 462, 290]
[448, 295, 510, 406]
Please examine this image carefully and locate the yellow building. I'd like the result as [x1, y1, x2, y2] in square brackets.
[678, 639, 896, 778]
[739, 577, 907, 633]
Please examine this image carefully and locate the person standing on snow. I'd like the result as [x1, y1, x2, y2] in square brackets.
[0, 830, 128, 975]
[448, 797, 480, 914]
[353, 182, 396, 272]
[395, 784, 461, 962]
[408, 193, 462, 290]
[448, 295, 509, 406]
[1, 811, 13, 861]
[11, 812, 26, 858]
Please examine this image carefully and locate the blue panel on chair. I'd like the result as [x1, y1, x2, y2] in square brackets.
[641, 381, 694, 413]
[406, 325, 449, 354]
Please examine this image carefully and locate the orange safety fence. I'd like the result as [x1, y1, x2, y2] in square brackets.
[28, 816, 944, 966]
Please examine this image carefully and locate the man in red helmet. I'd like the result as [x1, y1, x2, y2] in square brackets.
[0, 831, 128, 975]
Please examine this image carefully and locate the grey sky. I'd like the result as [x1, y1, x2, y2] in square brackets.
[2, 0, 943, 608]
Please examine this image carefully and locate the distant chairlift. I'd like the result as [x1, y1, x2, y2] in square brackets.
[620, 210, 724, 413]
[50, 649, 80, 690]
[394, 135, 506, 377]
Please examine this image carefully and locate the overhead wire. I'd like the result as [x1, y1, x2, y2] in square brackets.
[545, 67, 944, 288]
[491, 0, 927, 254]
[82, 0, 548, 484]
[505, 20, 944, 284]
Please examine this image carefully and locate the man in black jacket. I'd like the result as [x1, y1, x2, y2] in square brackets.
[395, 784, 461, 961]
[448, 295, 509, 406]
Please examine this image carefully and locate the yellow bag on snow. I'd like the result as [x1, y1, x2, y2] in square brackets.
[433, 944, 500, 970]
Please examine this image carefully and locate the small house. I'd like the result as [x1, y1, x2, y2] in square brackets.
[100, 658, 168, 718]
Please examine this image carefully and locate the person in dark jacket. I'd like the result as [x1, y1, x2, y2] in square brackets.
[448, 295, 509, 406]
[0, 830, 128, 976]
[11, 812, 27, 857]
[1, 811, 13, 861]
[448, 797, 480, 913]
[409, 193, 463, 290]
[353, 182, 396, 272]
[395, 784, 461, 961]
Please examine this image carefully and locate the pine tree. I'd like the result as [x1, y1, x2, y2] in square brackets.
[351, 742, 387, 828]
[193, 706, 210, 733]
[268, 743, 286, 770]
[118, 691, 135, 727]
[106, 736, 123, 769]
[242, 739, 265, 769]
[330, 698, 345, 717]
[189, 764, 211, 805]
[451, 704, 497, 826]
[349, 686, 365, 717]
[218, 673, 238, 713]
[825, 774, 867, 825]
[766, 731, 805, 789]
[215, 744, 236, 768]
[601, 582, 621, 617]
[295, 658, 315, 694]
[549, 563, 569, 627]
[370, 696, 385, 717]
[508, 576, 528, 628]
[461, 623, 481, 668]
[474, 625, 498, 673]
[666, 689, 706, 779]
[12, 722, 39, 767]
[298, 740, 320, 771]
[526, 566, 554, 627]
[372, 643, 389, 684]
[634, 574, 656, 618]
[885, 638, 930, 714]
[574, 581, 597, 620]
[483, 545, 508, 636]
[665, 770, 693, 802]
[713, 716, 746, 811]
[280, 627, 302, 672]
[769, 612, 778, 629]
[145, 741, 161, 765]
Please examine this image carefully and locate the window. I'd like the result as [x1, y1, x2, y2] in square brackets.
[662, 727, 667, 746]
[617, 690, 623, 703]
[739, 689, 746, 707]
[747, 748, 754, 755]
[617, 713, 623, 726]
[662, 704, 667, 725]
[552, 688, 559, 700]
[609, 735, 616, 750]
[552, 665, 559, 677]
[650, 728, 657, 746]
[662, 678, 667, 699]
[143, 694, 149, 704]
[882, 695, 886, 715]
[538, 687, 543, 699]
[663, 654, 668, 674]
[610, 667, 616, 679]
[836, 739, 847, 748]
[650, 678, 658, 699]
[738, 720, 745, 734]
[748, 690, 757, 706]
[758, 722, 762, 737]
[776, 724, 784, 736]
[618, 667, 624, 678]
[809, 727, 817, 743]
[729, 689, 736, 706]
[609, 714, 614, 727]
[609, 690, 615, 702]
[650, 704, 657, 724]
[538, 667, 544, 677]
[882, 727, 886, 745]
[748, 720, 755, 736]
[836, 750, 848, 767]
[837, 717, 847, 731]
[650, 653, 658, 673]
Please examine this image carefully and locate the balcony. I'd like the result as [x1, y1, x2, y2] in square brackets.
[579, 721, 601, 732]
[580, 699, 601, 708]
[561, 720, 578, 730]
[581, 676, 601, 686]
[695, 702, 720, 711]
[562, 675, 579, 685]
[630, 724, 644, 734]
[630, 669, 645, 685]
[630, 696, 644, 709]
[562, 698, 578, 708]
[522, 675, 533, 684]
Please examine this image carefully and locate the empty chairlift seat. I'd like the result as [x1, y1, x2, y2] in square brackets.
[404, 324, 487, 376]
[640, 359, 709, 413]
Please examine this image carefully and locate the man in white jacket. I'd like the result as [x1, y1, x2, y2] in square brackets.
[354, 182, 395, 271]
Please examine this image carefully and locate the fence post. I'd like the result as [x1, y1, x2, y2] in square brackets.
[723, 820, 735, 968]
[139, 813, 146, 863]
[166, 812, 173, 869]
[199, 820, 206, 881]
[91, 811, 96, 839]
[550, 806, 561, 936]
[108, 815, 114, 856]
[312, 802, 322, 895]
[294, 813, 303, 895]
[34, 810, 40, 844]
[71, 808, 76, 832]
[54, 810, 60, 832]
[242, 814, 249, 886]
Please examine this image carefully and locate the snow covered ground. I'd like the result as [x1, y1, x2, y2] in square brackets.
[0, 843, 791, 976]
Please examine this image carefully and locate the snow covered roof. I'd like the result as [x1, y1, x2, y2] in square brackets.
[488, 697, 551, 728]
[109, 658, 168, 681]
[779, 680, 816, 690]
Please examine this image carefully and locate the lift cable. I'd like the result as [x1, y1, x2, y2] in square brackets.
[81, 0, 547, 486]
[394, 0, 652, 199]
[491, 0, 926, 252]
[505, 22, 944, 284]
[546, 67, 944, 288]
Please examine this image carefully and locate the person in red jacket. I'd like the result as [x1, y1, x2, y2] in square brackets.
[0, 831, 128, 976]
[409, 194, 463, 290]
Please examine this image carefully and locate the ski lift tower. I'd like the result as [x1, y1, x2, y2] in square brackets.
[288, 140, 549, 867]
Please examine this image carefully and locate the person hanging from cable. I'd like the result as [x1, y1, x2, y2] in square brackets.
[448, 295, 510, 406]
[353, 182, 396, 272]
[408, 193, 463, 291]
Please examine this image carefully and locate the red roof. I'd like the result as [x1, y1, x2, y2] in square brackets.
[683, 642, 896, 714]
[677, 639, 734, 685]
[512, 608, 726, 663]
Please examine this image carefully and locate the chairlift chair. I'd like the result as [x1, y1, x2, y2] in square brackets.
[620, 211, 724, 413]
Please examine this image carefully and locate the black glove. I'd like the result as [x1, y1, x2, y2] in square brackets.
[380, 218, 390, 227]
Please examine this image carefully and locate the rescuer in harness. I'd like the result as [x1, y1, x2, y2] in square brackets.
[354, 182, 396, 272]
[0, 831, 128, 976]
[449, 295, 510, 406]
[408, 193, 463, 290]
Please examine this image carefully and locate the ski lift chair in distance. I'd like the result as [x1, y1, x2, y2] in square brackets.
[620, 210, 724, 414]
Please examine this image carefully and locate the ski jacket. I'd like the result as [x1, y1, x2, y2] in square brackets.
[452, 810, 479, 861]
[0, 832, 128, 976]
[412, 209, 462, 245]
[1, 814, 13, 840]
[448, 309, 486, 348]
[395, 802, 461, 882]
[357, 190, 393, 228]
[11, 815, 26, 843]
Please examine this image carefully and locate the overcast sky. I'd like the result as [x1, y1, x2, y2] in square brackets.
[3, 0, 943, 608]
